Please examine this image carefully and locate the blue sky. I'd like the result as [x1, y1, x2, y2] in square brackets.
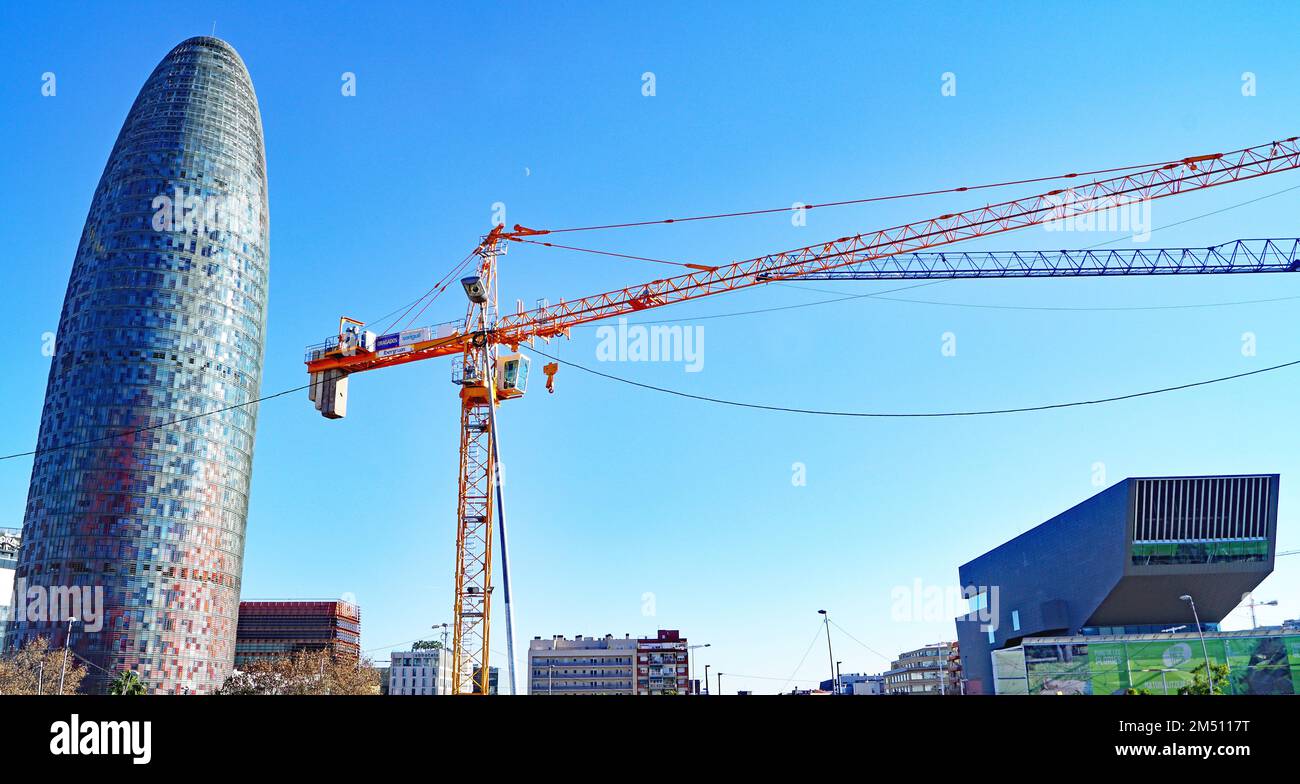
[2, 1, 1298, 693]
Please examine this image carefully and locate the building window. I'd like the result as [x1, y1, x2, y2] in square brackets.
[1011, 610, 1021, 632]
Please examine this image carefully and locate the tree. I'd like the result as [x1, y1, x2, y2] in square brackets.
[1124, 687, 1153, 695]
[108, 670, 147, 695]
[0, 637, 87, 695]
[216, 649, 381, 695]
[1177, 663, 1230, 696]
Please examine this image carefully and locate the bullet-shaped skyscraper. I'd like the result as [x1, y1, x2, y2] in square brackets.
[7, 37, 269, 693]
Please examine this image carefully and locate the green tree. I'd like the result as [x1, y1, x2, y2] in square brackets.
[108, 670, 147, 695]
[1177, 663, 1230, 695]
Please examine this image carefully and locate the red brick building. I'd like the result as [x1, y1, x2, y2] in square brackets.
[636, 629, 689, 695]
[234, 600, 361, 667]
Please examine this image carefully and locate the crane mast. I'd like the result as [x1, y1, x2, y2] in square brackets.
[450, 231, 503, 694]
[303, 135, 1300, 695]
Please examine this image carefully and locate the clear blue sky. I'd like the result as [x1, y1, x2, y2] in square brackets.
[2, 1, 1298, 693]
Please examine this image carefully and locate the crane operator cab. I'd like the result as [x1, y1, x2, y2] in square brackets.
[495, 353, 530, 400]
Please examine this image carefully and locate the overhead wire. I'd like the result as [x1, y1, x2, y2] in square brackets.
[827, 619, 893, 664]
[0, 382, 312, 463]
[3, 334, 1297, 465]
[780, 622, 830, 694]
[523, 345, 1300, 419]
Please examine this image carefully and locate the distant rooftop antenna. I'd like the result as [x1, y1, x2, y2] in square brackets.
[211, 21, 217, 36]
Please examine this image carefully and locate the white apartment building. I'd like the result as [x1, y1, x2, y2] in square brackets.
[389, 647, 453, 695]
[0, 528, 19, 650]
[528, 634, 637, 695]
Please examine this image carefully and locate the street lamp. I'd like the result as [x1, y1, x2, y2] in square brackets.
[835, 660, 843, 695]
[58, 616, 76, 695]
[818, 610, 836, 695]
[1179, 594, 1216, 694]
[687, 644, 710, 695]
[704, 664, 711, 695]
[432, 622, 451, 649]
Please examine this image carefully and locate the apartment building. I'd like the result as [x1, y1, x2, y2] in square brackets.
[528, 629, 690, 695]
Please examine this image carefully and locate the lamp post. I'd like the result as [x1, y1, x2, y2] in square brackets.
[1179, 594, 1216, 695]
[687, 644, 710, 695]
[704, 664, 711, 695]
[835, 660, 843, 695]
[717, 672, 724, 696]
[818, 610, 836, 696]
[58, 616, 75, 695]
[433, 622, 451, 650]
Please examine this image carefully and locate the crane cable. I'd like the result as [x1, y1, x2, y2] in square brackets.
[561, 181, 1300, 327]
[529, 156, 1197, 235]
[506, 153, 1300, 279]
[372, 244, 481, 337]
[523, 345, 1300, 418]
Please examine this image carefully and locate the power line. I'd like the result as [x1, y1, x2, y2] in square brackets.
[0, 382, 312, 463]
[5, 324, 1295, 466]
[712, 670, 821, 686]
[524, 345, 1300, 418]
[362, 637, 425, 654]
[1080, 183, 1300, 249]
[780, 622, 827, 694]
[827, 619, 893, 664]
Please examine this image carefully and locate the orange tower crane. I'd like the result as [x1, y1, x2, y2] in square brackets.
[304, 136, 1300, 694]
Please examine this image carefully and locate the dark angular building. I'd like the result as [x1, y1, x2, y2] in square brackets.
[234, 601, 361, 668]
[955, 475, 1279, 695]
[7, 37, 269, 693]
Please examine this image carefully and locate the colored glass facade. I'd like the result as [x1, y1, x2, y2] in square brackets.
[234, 601, 361, 667]
[993, 632, 1300, 695]
[955, 475, 1279, 696]
[6, 37, 269, 694]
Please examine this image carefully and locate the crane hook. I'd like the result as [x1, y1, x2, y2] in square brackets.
[543, 361, 559, 394]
